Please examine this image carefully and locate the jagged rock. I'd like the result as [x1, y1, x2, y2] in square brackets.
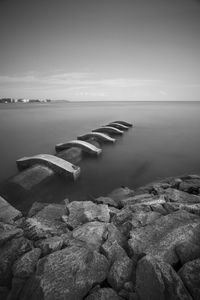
[130, 211, 162, 229]
[7, 277, 26, 300]
[106, 223, 127, 248]
[178, 258, 200, 300]
[129, 210, 200, 265]
[136, 255, 192, 300]
[164, 188, 200, 204]
[95, 196, 118, 208]
[121, 193, 154, 207]
[20, 245, 109, 300]
[72, 221, 108, 250]
[127, 203, 152, 212]
[12, 248, 41, 278]
[175, 241, 200, 265]
[56, 147, 83, 164]
[0, 237, 33, 286]
[135, 181, 171, 195]
[179, 178, 200, 194]
[23, 203, 68, 240]
[85, 287, 122, 300]
[0, 222, 23, 246]
[107, 255, 134, 291]
[0, 286, 9, 300]
[0, 196, 22, 224]
[101, 240, 127, 264]
[35, 236, 63, 256]
[28, 202, 49, 217]
[108, 187, 134, 207]
[163, 202, 200, 216]
[65, 201, 110, 229]
[150, 203, 168, 215]
[109, 207, 120, 219]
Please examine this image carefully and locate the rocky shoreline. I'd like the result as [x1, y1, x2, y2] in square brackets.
[1, 174, 200, 300]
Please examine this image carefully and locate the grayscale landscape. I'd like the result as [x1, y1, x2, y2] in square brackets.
[0, 1, 200, 300]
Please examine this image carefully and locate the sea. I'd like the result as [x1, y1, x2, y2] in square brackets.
[0, 101, 200, 211]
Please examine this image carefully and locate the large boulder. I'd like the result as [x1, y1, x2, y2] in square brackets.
[72, 221, 108, 250]
[20, 245, 109, 300]
[178, 258, 200, 300]
[85, 287, 122, 300]
[0, 237, 33, 286]
[101, 240, 127, 264]
[108, 187, 134, 207]
[175, 241, 200, 265]
[95, 196, 119, 208]
[65, 201, 110, 229]
[129, 210, 200, 265]
[12, 248, 41, 278]
[130, 211, 162, 229]
[35, 236, 63, 256]
[0, 222, 23, 246]
[107, 255, 134, 291]
[164, 188, 200, 204]
[0, 196, 22, 224]
[136, 255, 192, 300]
[23, 203, 68, 240]
[179, 178, 200, 194]
[120, 194, 156, 207]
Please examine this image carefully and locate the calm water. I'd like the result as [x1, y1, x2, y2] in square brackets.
[0, 101, 200, 210]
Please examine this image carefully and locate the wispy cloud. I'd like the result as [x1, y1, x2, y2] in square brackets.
[0, 72, 162, 88]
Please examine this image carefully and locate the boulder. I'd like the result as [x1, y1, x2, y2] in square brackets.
[150, 203, 168, 215]
[23, 203, 68, 240]
[0, 196, 22, 224]
[85, 287, 122, 300]
[179, 178, 200, 194]
[27, 202, 49, 217]
[56, 147, 82, 164]
[121, 193, 154, 207]
[65, 201, 110, 229]
[178, 258, 200, 300]
[136, 255, 192, 300]
[0, 222, 23, 246]
[129, 210, 200, 265]
[107, 255, 134, 291]
[130, 211, 162, 229]
[72, 221, 108, 250]
[95, 196, 118, 208]
[12, 248, 41, 278]
[175, 241, 200, 265]
[35, 236, 63, 256]
[106, 223, 127, 248]
[101, 240, 127, 264]
[108, 187, 134, 207]
[164, 188, 200, 204]
[20, 245, 109, 300]
[0, 237, 33, 286]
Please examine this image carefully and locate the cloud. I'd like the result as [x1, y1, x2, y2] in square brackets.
[0, 72, 162, 89]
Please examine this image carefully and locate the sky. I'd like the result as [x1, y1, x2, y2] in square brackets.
[0, 0, 200, 101]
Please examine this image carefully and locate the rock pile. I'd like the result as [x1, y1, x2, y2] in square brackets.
[1, 174, 200, 299]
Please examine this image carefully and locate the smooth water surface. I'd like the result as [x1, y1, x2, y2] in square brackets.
[0, 101, 200, 208]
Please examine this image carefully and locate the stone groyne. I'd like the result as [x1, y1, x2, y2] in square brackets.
[1, 174, 200, 299]
[0, 121, 131, 212]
